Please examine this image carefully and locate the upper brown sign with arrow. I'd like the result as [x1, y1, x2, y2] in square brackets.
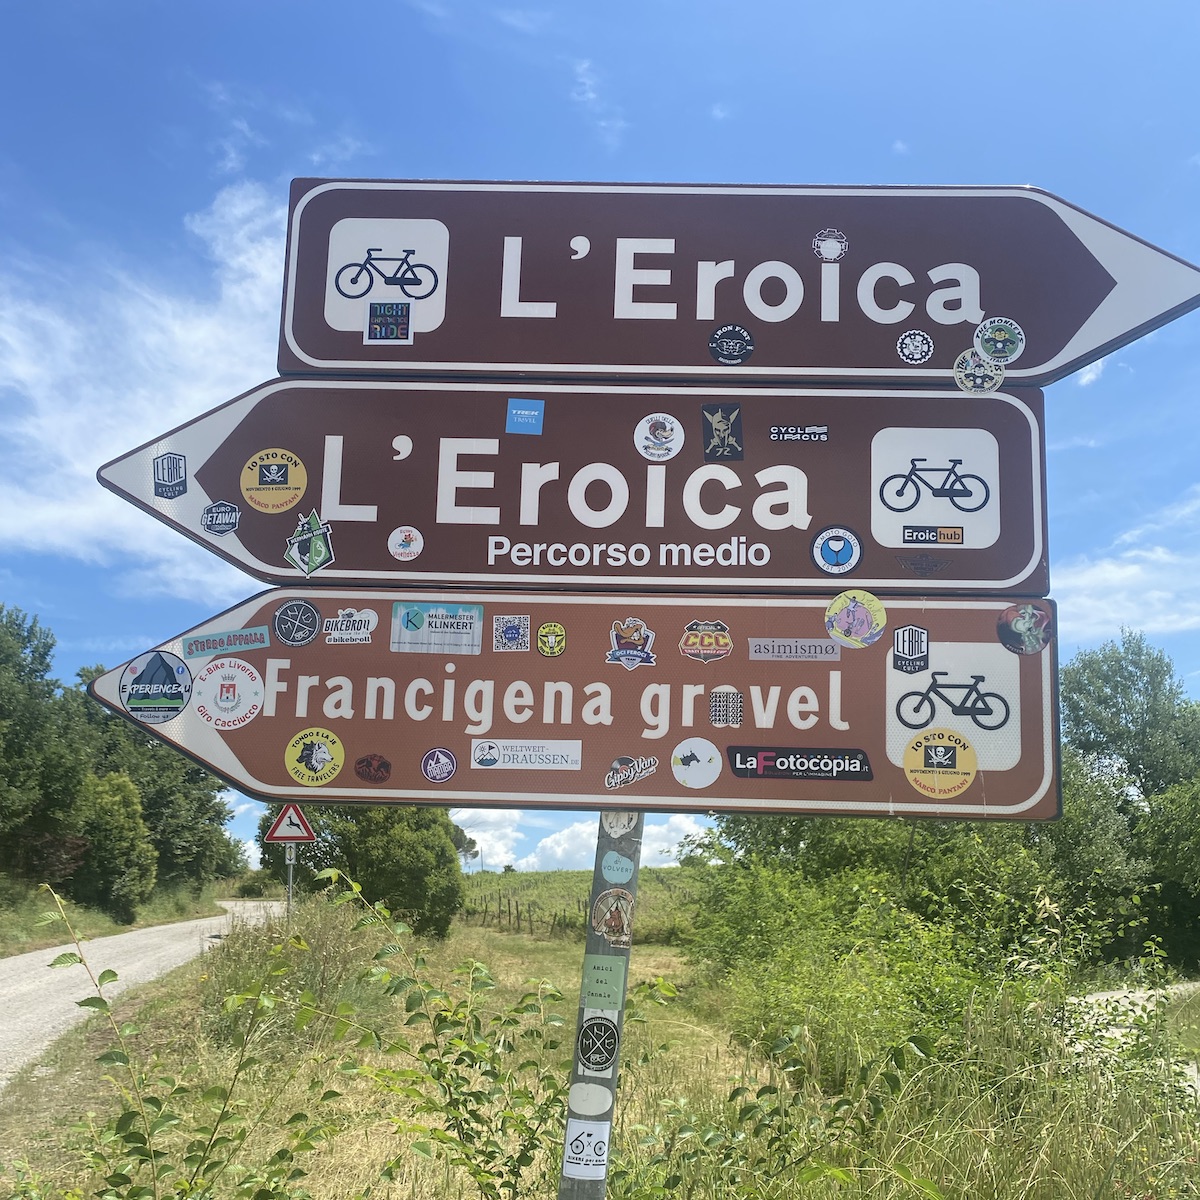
[278, 179, 1200, 386]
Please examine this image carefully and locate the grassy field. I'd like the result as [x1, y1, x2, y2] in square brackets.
[2, 884, 1200, 1198]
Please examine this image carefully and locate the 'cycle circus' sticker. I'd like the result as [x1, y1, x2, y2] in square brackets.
[285, 727, 345, 786]
[903, 728, 978, 799]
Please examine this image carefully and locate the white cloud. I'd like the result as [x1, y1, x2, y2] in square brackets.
[242, 838, 261, 870]
[711, 103, 730, 121]
[569, 59, 628, 150]
[1076, 357, 1106, 386]
[495, 8, 552, 33]
[892, 139, 910, 154]
[513, 813, 707, 871]
[450, 808, 529, 868]
[0, 182, 283, 604]
[641, 814, 706, 865]
[308, 134, 373, 169]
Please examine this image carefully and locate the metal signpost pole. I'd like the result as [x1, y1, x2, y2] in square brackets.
[285, 843, 296, 925]
[558, 811, 645, 1198]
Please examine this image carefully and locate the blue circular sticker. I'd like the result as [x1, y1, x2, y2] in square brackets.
[601, 851, 635, 884]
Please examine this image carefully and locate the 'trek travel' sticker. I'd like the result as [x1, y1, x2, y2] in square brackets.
[240, 449, 307, 513]
[285, 727, 345, 787]
[825, 591, 887, 649]
[903, 728, 978, 799]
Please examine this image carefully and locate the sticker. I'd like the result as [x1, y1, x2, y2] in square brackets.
[285, 727, 345, 787]
[391, 603, 483, 655]
[811, 526, 863, 575]
[568, 1083, 614, 1118]
[701, 404, 743, 461]
[119, 651, 192, 724]
[709, 685, 744, 728]
[506, 398, 545, 435]
[670, 737, 722, 789]
[600, 811, 639, 839]
[420, 747, 457, 783]
[323, 608, 379, 645]
[605, 755, 658, 789]
[902, 525, 964, 545]
[470, 739, 582, 770]
[634, 413, 684, 462]
[811, 228, 848, 260]
[606, 617, 657, 670]
[273, 599, 321, 647]
[974, 316, 1026, 365]
[240, 448, 307, 513]
[601, 852, 635, 884]
[679, 619, 733, 664]
[192, 657, 263, 731]
[355, 753, 392, 783]
[952, 349, 1004, 394]
[893, 625, 930, 674]
[492, 614, 530, 652]
[592, 888, 634, 947]
[537, 622, 566, 657]
[895, 552, 952, 579]
[896, 330, 934, 365]
[200, 500, 240, 536]
[997, 602, 1053, 655]
[152, 452, 186, 499]
[709, 324, 754, 365]
[387, 525, 424, 562]
[903, 728, 978, 799]
[183, 626, 270, 659]
[582, 953, 627, 1006]
[577, 1015, 621, 1071]
[748, 638, 841, 662]
[727, 747, 873, 781]
[825, 590, 887, 649]
[365, 300, 413, 344]
[284, 511, 335, 576]
[562, 1118, 610, 1180]
[770, 424, 828, 442]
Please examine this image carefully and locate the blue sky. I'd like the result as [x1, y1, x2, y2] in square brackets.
[4, 1, 1200, 870]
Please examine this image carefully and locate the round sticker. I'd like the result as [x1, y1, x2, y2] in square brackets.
[538, 622, 566, 657]
[896, 329, 934, 365]
[634, 413, 684, 462]
[903, 728, 978, 799]
[997, 602, 1053, 655]
[240, 448, 307, 513]
[601, 810, 638, 839]
[119, 651, 192, 725]
[577, 1015, 620, 1071]
[811, 229, 848, 261]
[709, 324, 755, 366]
[569, 1083, 614, 1117]
[592, 888, 634, 947]
[354, 753, 392, 783]
[601, 851, 635, 884]
[285, 727, 345, 787]
[273, 599, 321, 647]
[192, 657, 263, 730]
[811, 526, 863, 575]
[388, 525, 424, 561]
[825, 590, 887, 649]
[670, 737, 722, 789]
[953, 349, 1004, 394]
[421, 747, 457, 783]
[974, 316, 1026, 365]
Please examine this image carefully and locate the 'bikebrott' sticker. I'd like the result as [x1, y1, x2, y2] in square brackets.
[903, 728, 978, 799]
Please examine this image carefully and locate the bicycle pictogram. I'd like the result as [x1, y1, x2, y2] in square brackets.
[879, 458, 990, 513]
[334, 247, 439, 301]
[895, 671, 1010, 730]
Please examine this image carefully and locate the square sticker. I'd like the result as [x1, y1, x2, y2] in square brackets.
[506, 398, 545, 435]
[493, 615, 531, 652]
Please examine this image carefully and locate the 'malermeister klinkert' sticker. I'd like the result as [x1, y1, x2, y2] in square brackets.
[903, 728, 978, 799]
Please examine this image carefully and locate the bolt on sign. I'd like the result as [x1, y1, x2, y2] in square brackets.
[278, 180, 1200, 386]
[96, 379, 1048, 595]
[87, 588, 1060, 821]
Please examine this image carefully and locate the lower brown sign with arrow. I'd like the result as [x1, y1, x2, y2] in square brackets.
[88, 587, 1060, 821]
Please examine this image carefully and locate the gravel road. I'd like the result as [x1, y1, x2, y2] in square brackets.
[0, 900, 283, 1093]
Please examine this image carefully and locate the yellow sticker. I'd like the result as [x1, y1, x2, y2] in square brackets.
[825, 590, 887, 649]
[285, 727, 345, 787]
[903, 728, 978, 799]
[240, 448, 308, 513]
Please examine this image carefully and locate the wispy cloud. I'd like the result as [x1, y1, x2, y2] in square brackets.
[892, 139, 910, 155]
[495, 8, 552, 34]
[513, 814, 706, 870]
[451, 808, 529, 868]
[569, 59, 628, 150]
[711, 103, 730, 121]
[308, 134, 373, 170]
[1076, 357, 1106, 386]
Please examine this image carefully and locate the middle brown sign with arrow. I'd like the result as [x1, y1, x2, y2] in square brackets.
[98, 378, 1048, 595]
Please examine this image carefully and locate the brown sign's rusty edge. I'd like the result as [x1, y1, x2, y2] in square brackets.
[278, 179, 1200, 386]
[88, 588, 1061, 821]
[96, 379, 1048, 595]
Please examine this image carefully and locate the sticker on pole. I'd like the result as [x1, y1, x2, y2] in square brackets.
[263, 803, 316, 842]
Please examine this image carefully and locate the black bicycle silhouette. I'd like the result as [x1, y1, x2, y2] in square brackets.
[334, 248, 439, 300]
[896, 671, 1010, 730]
[879, 458, 990, 513]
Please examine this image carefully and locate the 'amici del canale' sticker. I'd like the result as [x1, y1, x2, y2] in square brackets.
[592, 888, 635, 947]
[825, 590, 887, 649]
[285, 727, 345, 787]
[903, 728, 978, 800]
[119, 651, 192, 725]
[240, 448, 307, 513]
[997, 601, 1053, 655]
[191, 657, 263, 731]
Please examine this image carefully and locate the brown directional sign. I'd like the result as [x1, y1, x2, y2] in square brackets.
[278, 179, 1200, 386]
[87, 587, 1060, 821]
[95, 378, 1048, 595]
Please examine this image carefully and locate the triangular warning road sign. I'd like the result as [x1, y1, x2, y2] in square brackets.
[264, 803, 316, 842]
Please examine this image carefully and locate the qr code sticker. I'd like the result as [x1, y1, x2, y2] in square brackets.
[493, 615, 531, 652]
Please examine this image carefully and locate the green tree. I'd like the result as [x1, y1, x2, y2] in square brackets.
[1060, 629, 1200, 799]
[68, 772, 158, 922]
